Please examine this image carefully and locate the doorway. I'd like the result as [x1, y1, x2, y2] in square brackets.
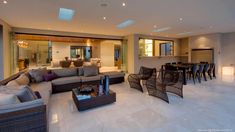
[191, 49, 214, 63]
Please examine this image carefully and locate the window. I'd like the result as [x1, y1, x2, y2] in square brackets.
[160, 43, 173, 56]
[139, 38, 174, 57]
[70, 46, 92, 61]
[139, 39, 153, 57]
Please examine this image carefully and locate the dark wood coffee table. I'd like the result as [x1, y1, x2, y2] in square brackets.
[72, 85, 116, 111]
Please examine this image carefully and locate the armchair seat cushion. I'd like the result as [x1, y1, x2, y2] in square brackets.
[52, 76, 80, 85]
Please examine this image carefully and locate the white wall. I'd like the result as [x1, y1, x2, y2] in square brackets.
[221, 32, 235, 74]
[189, 33, 222, 74]
[126, 35, 138, 73]
[0, 19, 12, 79]
[52, 42, 71, 60]
[100, 40, 121, 67]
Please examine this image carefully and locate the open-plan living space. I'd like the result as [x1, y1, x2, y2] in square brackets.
[0, 0, 235, 132]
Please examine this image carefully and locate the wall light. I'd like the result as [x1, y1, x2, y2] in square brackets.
[17, 41, 28, 48]
[222, 66, 234, 75]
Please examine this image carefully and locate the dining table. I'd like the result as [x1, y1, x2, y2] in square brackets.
[162, 64, 192, 85]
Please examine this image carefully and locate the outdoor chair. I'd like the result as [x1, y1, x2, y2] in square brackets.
[128, 66, 155, 92]
[146, 69, 184, 103]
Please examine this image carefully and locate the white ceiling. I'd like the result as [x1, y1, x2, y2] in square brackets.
[0, 0, 235, 38]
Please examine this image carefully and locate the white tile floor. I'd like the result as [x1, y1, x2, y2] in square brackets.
[49, 77, 235, 132]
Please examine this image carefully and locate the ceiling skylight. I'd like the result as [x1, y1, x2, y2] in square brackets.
[177, 31, 192, 36]
[153, 27, 171, 32]
[58, 8, 75, 21]
[117, 19, 135, 28]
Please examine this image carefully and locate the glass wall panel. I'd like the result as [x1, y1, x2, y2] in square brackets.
[12, 34, 126, 73]
[15, 40, 50, 70]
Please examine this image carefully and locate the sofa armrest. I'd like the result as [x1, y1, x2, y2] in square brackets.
[0, 104, 47, 132]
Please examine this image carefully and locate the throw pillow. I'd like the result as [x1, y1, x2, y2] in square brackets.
[6, 80, 20, 87]
[29, 68, 48, 83]
[15, 74, 30, 85]
[0, 93, 20, 106]
[83, 66, 99, 77]
[0, 85, 37, 102]
[43, 72, 58, 81]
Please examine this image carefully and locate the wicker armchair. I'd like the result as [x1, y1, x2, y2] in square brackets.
[146, 70, 184, 103]
[73, 60, 84, 67]
[128, 66, 155, 92]
[60, 60, 71, 68]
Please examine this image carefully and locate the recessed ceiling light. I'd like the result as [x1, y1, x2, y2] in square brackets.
[179, 18, 183, 21]
[58, 8, 75, 21]
[103, 16, 106, 20]
[3, 0, 7, 4]
[117, 19, 135, 28]
[153, 27, 171, 32]
[154, 25, 157, 28]
[122, 2, 126, 6]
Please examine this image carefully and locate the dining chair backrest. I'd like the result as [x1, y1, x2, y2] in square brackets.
[171, 62, 177, 64]
[203, 64, 210, 72]
[209, 63, 215, 71]
[165, 64, 177, 71]
[198, 64, 204, 73]
[191, 64, 198, 74]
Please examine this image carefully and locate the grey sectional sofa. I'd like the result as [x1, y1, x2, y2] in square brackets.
[0, 66, 125, 132]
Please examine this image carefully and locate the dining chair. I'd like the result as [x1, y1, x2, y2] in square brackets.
[197, 64, 204, 83]
[208, 63, 216, 79]
[189, 64, 199, 84]
[203, 63, 210, 81]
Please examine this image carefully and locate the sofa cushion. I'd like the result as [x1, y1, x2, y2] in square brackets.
[80, 75, 103, 82]
[78, 67, 84, 76]
[0, 99, 43, 114]
[15, 74, 30, 85]
[83, 66, 99, 77]
[0, 93, 20, 106]
[52, 76, 81, 85]
[29, 68, 48, 83]
[52, 68, 77, 77]
[6, 80, 20, 87]
[102, 72, 125, 78]
[30, 82, 52, 105]
[0, 85, 37, 102]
